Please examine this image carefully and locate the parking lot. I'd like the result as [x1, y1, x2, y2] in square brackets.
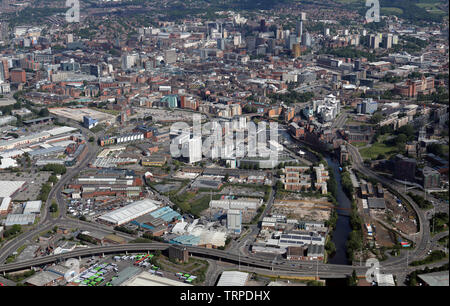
[0, 171, 52, 201]
[70, 253, 199, 286]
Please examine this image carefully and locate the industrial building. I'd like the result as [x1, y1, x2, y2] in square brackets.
[209, 197, 262, 210]
[22, 200, 42, 214]
[97, 199, 159, 226]
[0, 181, 26, 198]
[4, 213, 35, 226]
[122, 271, 191, 286]
[216, 271, 249, 286]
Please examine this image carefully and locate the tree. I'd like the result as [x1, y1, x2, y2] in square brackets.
[38, 108, 50, 117]
[348, 269, 358, 286]
[395, 134, 408, 144]
[370, 113, 383, 124]
[50, 201, 58, 213]
[427, 143, 444, 157]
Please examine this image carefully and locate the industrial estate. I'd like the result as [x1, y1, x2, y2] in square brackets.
[0, 0, 448, 288]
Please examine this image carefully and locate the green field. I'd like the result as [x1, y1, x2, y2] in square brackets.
[359, 142, 399, 160]
[381, 7, 404, 15]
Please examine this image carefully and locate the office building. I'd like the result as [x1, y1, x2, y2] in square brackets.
[357, 98, 378, 114]
[422, 166, 440, 189]
[393, 154, 416, 182]
[164, 49, 177, 64]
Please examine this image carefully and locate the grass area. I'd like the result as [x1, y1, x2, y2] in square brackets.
[352, 141, 368, 148]
[381, 7, 404, 15]
[430, 213, 449, 235]
[415, 2, 446, 14]
[90, 124, 105, 133]
[170, 192, 221, 217]
[359, 142, 399, 160]
[410, 250, 448, 266]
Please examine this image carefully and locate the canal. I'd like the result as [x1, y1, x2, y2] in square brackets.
[326, 156, 352, 265]
[279, 128, 352, 264]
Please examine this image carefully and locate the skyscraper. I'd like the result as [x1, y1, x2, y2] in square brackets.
[296, 12, 306, 41]
[182, 136, 202, 164]
[369, 34, 380, 49]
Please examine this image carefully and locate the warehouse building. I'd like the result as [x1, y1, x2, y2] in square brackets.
[23, 200, 42, 214]
[216, 271, 249, 286]
[0, 181, 26, 198]
[97, 199, 159, 226]
[121, 271, 191, 286]
[209, 197, 262, 210]
[4, 214, 35, 226]
[0, 197, 11, 215]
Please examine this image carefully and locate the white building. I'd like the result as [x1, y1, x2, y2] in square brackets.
[313, 94, 340, 122]
[217, 271, 249, 286]
[182, 136, 202, 164]
[97, 199, 159, 226]
[209, 198, 262, 210]
[4, 214, 35, 226]
[227, 209, 242, 234]
[23, 200, 42, 214]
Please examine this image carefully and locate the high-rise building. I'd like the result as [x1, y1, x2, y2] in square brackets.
[292, 43, 301, 58]
[369, 34, 380, 49]
[0, 58, 9, 81]
[0, 22, 8, 41]
[217, 38, 225, 50]
[393, 154, 416, 182]
[121, 54, 136, 70]
[296, 12, 306, 41]
[382, 34, 393, 49]
[182, 136, 202, 164]
[164, 49, 177, 64]
[422, 166, 440, 189]
[227, 209, 242, 234]
[287, 34, 299, 50]
[260, 19, 267, 32]
[301, 32, 311, 47]
[246, 36, 256, 51]
[10, 68, 26, 83]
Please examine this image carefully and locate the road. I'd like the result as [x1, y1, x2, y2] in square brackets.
[0, 121, 101, 263]
[0, 117, 446, 284]
[346, 143, 443, 269]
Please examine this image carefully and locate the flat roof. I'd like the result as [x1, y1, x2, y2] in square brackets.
[217, 271, 249, 286]
[418, 271, 449, 286]
[121, 271, 191, 286]
[0, 181, 26, 198]
[23, 200, 42, 214]
[367, 197, 386, 209]
[5, 214, 35, 226]
[98, 199, 159, 225]
[25, 271, 61, 286]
